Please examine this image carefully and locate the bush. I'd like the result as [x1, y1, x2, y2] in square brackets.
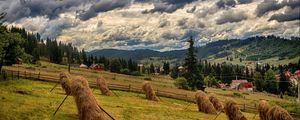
[130, 71, 142, 76]
[233, 92, 243, 97]
[144, 77, 152, 81]
[120, 68, 130, 75]
[174, 77, 189, 90]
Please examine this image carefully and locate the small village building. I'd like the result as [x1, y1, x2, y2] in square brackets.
[79, 64, 88, 69]
[90, 64, 105, 71]
[230, 80, 253, 91]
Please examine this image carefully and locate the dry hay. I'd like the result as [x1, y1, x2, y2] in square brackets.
[195, 91, 217, 114]
[71, 76, 106, 120]
[59, 72, 73, 95]
[142, 82, 158, 101]
[209, 94, 224, 112]
[258, 100, 270, 120]
[266, 106, 293, 120]
[96, 76, 112, 96]
[224, 99, 247, 120]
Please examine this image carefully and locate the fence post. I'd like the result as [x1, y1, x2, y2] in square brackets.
[18, 71, 19, 79]
[24, 71, 26, 78]
[38, 72, 40, 80]
[157, 89, 159, 95]
[243, 104, 246, 111]
[129, 84, 131, 92]
[11, 71, 13, 80]
[185, 94, 188, 102]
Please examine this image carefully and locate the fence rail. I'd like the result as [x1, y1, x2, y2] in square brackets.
[1, 68, 299, 119]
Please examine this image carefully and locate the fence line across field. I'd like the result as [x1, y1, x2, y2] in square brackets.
[1, 68, 299, 119]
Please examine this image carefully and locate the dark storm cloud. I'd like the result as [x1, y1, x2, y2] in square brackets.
[215, 0, 236, 8]
[256, 0, 300, 17]
[269, 7, 300, 22]
[142, 0, 196, 13]
[216, 10, 247, 24]
[237, 0, 253, 4]
[1, 0, 85, 22]
[79, 0, 131, 21]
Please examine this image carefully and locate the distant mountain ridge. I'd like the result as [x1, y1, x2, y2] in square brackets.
[89, 36, 300, 61]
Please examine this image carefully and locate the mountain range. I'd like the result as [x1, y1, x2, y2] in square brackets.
[89, 36, 300, 62]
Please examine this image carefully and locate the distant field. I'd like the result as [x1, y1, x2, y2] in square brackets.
[209, 56, 300, 68]
[1, 62, 300, 119]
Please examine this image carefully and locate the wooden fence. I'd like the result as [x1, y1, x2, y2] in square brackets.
[1, 68, 299, 119]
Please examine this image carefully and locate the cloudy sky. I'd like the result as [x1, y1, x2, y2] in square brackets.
[1, 0, 299, 51]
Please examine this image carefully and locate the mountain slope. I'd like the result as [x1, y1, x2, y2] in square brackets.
[89, 36, 300, 62]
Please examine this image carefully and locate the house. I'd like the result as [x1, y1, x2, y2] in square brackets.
[230, 80, 253, 91]
[90, 64, 105, 71]
[79, 64, 88, 69]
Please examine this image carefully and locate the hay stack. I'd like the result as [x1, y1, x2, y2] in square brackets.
[195, 91, 217, 114]
[96, 76, 112, 96]
[59, 72, 73, 95]
[258, 100, 270, 120]
[266, 106, 293, 120]
[209, 94, 224, 112]
[142, 82, 158, 101]
[224, 100, 247, 120]
[71, 76, 106, 120]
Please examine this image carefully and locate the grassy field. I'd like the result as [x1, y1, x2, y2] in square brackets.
[1, 62, 300, 119]
[0, 78, 259, 120]
[209, 56, 300, 68]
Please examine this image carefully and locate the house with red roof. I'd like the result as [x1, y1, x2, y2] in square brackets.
[230, 80, 253, 91]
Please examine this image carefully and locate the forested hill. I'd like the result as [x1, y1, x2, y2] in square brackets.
[89, 36, 300, 61]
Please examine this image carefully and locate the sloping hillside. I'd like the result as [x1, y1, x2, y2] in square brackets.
[89, 36, 300, 63]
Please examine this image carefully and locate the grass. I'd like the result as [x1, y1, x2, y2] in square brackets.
[0, 78, 259, 120]
[210, 56, 300, 69]
[2, 61, 299, 119]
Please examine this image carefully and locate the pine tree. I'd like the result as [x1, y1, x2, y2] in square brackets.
[278, 66, 290, 98]
[163, 62, 170, 74]
[184, 36, 204, 90]
[150, 63, 155, 73]
[264, 69, 278, 94]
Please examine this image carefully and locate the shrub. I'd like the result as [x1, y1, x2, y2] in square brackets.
[144, 77, 152, 81]
[120, 68, 130, 75]
[174, 77, 189, 90]
[130, 71, 142, 76]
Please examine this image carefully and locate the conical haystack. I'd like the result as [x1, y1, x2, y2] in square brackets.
[224, 99, 247, 120]
[96, 76, 112, 96]
[209, 94, 224, 112]
[142, 82, 158, 101]
[71, 76, 106, 120]
[266, 106, 293, 120]
[195, 91, 217, 114]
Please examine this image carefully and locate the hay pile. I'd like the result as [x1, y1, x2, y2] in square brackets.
[71, 76, 106, 120]
[224, 100, 247, 120]
[258, 100, 270, 120]
[96, 76, 112, 96]
[209, 94, 224, 112]
[195, 91, 217, 114]
[266, 106, 293, 120]
[59, 72, 73, 95]
[142, 82, 158, 101]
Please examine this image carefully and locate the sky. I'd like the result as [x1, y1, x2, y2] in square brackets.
[0, 0, 299, 51]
